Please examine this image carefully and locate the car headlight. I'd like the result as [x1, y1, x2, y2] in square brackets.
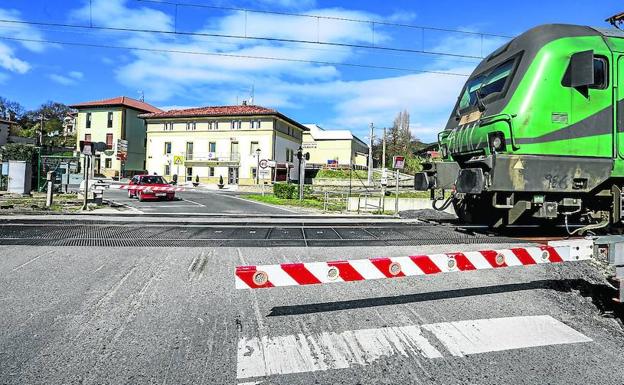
[488, 132, 506, 152]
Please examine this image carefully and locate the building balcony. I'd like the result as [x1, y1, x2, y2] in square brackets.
[184, 152, 240, 166]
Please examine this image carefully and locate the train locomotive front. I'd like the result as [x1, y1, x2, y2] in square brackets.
[415, 24, 624, 231]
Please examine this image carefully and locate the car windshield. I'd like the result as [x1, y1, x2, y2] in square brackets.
[141, 176, 166, 184]
[458, 59, 514, 112]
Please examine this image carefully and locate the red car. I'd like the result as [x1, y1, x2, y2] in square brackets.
[128, 174, 175, 202]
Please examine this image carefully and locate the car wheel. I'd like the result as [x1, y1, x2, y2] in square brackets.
[128, 189, 133, 198]
[138, 192, 145, 202]
[167, 194, 174, 201]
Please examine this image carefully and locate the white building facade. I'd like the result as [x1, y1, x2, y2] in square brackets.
[141, 105, 306, 185]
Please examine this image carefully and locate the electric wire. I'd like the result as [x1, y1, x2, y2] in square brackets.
[0, 35, 472, 76]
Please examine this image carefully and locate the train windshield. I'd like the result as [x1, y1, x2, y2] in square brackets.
[458, 59, 514, 112]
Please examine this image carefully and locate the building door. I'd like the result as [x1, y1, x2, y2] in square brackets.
[228, 167, 239, 185]
[94, 157, 101, 175]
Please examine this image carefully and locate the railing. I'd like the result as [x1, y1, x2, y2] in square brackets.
[186, 152, 241, 162]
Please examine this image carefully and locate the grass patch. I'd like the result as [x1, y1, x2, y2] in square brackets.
[315, 169, 368, 179]
[242, 194, 344, 211]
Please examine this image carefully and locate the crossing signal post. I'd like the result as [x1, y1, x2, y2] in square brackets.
[296, 147, 310, 201]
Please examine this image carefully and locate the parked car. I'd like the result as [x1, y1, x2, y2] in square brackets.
[128, 174, 175, 202]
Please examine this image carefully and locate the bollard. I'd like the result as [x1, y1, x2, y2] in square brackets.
[46, 171, 55, 208]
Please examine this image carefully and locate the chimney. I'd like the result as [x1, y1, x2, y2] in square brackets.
[242, 100, 248, 106]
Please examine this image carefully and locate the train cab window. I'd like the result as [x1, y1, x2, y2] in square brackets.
[562, 56, 608, 89]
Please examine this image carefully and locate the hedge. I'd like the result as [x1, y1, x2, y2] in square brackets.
[273, 182, 312, 199]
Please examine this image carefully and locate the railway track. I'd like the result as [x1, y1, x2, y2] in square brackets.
[0, 218, 578, 247]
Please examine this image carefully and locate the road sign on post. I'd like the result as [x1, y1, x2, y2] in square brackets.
[116, 139, 128, 161]
[392, 156, 405, 170]
[259, 159, 268, 169]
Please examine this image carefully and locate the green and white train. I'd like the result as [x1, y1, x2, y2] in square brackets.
[415, 24, 624, 231]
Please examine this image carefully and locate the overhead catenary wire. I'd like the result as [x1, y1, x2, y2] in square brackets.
[0, 35, 471, 76]
[0, 18, 499, 60]
[135, 0, 513, 39]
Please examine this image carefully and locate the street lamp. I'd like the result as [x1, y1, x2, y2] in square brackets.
[255, 147, 261, 184]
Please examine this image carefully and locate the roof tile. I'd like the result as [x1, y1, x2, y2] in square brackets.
[70, 96, 162, 113]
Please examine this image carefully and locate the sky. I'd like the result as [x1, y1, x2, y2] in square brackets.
[0, 0, 623, 142]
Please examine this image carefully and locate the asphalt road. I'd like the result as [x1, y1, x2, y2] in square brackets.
[2, 241, 624, 384]
[104, 188, 297, 215]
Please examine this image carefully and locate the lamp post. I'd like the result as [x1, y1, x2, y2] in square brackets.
[255, 147, 261, 184]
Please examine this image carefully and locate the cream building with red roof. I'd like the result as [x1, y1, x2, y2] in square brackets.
[70, 96, 161, 178]
[140, 103, 306, 186]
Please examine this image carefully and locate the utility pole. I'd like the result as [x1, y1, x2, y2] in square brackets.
[382, 127, 386, 170]
[38, 114, 45, 147]
[380, 127, 387, 214]
[367, 122, 374, 185]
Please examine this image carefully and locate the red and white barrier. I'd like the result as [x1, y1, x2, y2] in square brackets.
[235, 239, 594, 289]
[109, 185, 185, 192]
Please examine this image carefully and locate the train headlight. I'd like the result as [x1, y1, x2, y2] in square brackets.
[488, 132, 506, 152]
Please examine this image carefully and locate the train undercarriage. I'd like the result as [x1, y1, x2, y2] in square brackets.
[415, 153, 624, 234]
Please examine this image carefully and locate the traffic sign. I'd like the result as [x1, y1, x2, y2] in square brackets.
[392, 155, 405, 170]
[173, 155, 184, 165]
[259, 159, 268, 169]
[267, 160, 276, 168]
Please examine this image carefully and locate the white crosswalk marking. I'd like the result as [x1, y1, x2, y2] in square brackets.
[423, 315, 592, 357]
[237, 315, 592, 380]
[237, 325, 442, 379]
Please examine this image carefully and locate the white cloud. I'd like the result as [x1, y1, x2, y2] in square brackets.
[0, 42, 30, 73]
[65, 0, 508, 142]
[0, 7, 47, 75]
[48, 71, 84, 86]
[70, 0, 173, 31]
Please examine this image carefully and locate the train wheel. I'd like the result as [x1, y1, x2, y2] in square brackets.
[453, 194, 501, 226]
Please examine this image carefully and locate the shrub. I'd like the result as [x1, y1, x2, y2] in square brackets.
[273, 182, 312, 199]
[274, 182, 297, 199]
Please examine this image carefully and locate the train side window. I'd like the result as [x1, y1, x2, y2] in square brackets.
[562, 56, 608, 89]
[591, 57, 607, 89]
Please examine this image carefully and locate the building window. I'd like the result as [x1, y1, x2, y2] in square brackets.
[186, 167, 193, 182]
[105, 158, 112, 168]
[251, 120, 261, 129]
[208, 121, 218, 130]
[164, 164, 170, 175]
[186, 142, 193, 160]
[209, 142, 216, 153]
[186, 122, 196, 131]
[107, 112, 113, 128]
[250, 141, 259, 155]
[231, 120, 242, 130]
[86, 113, 91, 129]
[164, 122, 173, 131]
[106, 133, 113, 149]
[286, 149, 290, 162]
[251, 167, 257, 181]
[164, 142, 171, 155]
[208, 167, 214, 177]
[85, 133, 91, 142]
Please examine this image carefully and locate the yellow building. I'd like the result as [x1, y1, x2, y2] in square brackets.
[302, 124, 368, 168]
[71, 96, 162, 178]
[141, 104, 307, 185]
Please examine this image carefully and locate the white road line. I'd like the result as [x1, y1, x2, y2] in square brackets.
[236, 325, 441, 379]
[422, 315, 592, 357]
[237, 315, 592, 379]
[222, 194, 298, 214]
[181, 198, 206, 207]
